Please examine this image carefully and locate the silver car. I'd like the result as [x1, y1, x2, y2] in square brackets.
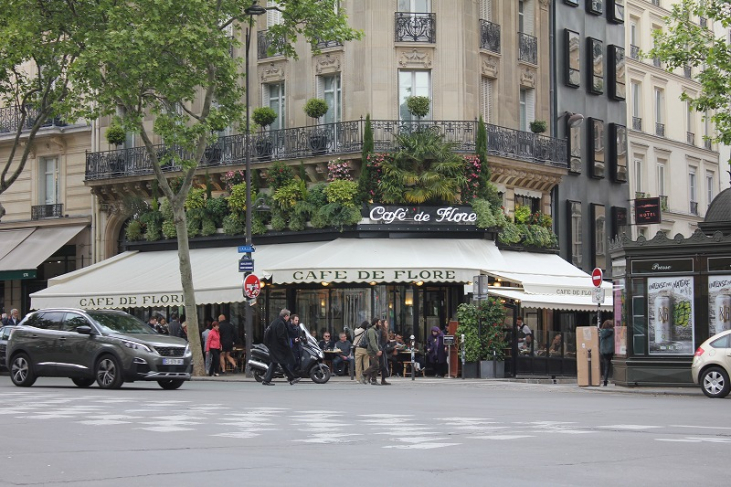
[691, 329, 731, 398]
[6, 308, 192, 390]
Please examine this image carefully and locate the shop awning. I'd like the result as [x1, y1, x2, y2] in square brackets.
[262, 238, 503, 284]
[0, 225, 86, 280]
[488, 287, 613, 312]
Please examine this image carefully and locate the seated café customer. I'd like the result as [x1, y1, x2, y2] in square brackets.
[332, 332, 354, 376]
[318, 332, 335, 351]
[548, 333, 563, 357]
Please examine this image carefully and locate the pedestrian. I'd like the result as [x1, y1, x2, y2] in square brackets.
[378, 319, 393, 385]
[600, 320, 615, 387]
[353, 320, 370, 383]
[289, 314, 304, 371]
[426, 326, 448, 377]
[167, 311, 182, 339]
[362, 317, 382, 385]
[1, 312, 8, 326]
[206, 321, 222, 377]
[262, 309, 300, 386]
[217, 314, 237, 374]
[147, 315, 158, 332]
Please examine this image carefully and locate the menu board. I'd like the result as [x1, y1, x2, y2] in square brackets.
[647, 277, 695, 355]
[708, 276, 731, 336]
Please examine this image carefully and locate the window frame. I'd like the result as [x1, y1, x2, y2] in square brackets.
[398, 70, 431, 121]
[608, 45, 625, 101]
[587, 38, 604, 95]
[610, 123, 628, 183]
[565, 29, 581, 88]
[589, 118, 605, 179]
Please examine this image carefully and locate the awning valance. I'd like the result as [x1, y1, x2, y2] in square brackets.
[0, 225, 86, 280]
[488, 287, 612, 312]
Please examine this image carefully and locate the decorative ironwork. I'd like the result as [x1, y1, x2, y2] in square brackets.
[479, 19, 501, 54]
[518, 32, 538, 65]
[655, 122, 665, 137]
[257, 30, 284, 59]
[316, 39, 343, 49]
[85, 119, 568, 180]
[31, 203, 63, 220]
[683, 65, 692, 78]
[690, 201, 699, 215]
[394, 12, 436, 43]
[0, 105, 67, 134]
[629, 44, 640, 60]
[632, 117, 642, 131]
[687, 132, 695, 146]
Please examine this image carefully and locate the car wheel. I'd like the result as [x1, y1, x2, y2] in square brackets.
[253, 369, 265, 383]
[309, 363, 331, 384]
[72, 378, 95, 388]
[157, 379, 185, 390]
[10, 353, 36, 387]
[95, 355, 124, 389]
[700, 366, 731, 398]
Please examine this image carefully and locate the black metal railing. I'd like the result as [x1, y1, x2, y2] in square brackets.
[85, 119, 568, 181]
[690, 201, 698, 215]
[394, 12, 436, 43]
[687, 132, 695, 145]
[518, 32, 538, 65]
[700, 17, 707, 29]
[316, 38, 343, 49]
[257, 30, 284, 59]
[632, 117, 642, 131]
[655, 122, 665, 137]
[31, 203, 63, 220]
[629, 44, 640, 59]
[660, 195, 668, 211]
[652, 56, 662, 68]
[704, 139, 712, 150]
[684, 65, 692, 78]
[479, 19, 501, 54]
[0, 105, 68, 134]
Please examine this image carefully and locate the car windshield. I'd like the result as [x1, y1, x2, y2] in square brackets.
[88, 311, 155, 335]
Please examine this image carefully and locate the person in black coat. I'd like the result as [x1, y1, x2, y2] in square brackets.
[262, 309, 300, 386]
[289, 314, 304, 371]
[217, 314, 237, 373]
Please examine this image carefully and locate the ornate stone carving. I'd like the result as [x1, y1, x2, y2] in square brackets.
[315, 53, 342, 74]
[539, 0, 550, 7]
[520, 67, 536, 88]
[260, 62, 285, 83]
[397, 48, 433, 68]
[481, 58, 498, 78]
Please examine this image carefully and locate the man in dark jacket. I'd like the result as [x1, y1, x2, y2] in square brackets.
[262, 309, 300, 386]
[167, 311, 182, 339]
[217, 314, 237, 373]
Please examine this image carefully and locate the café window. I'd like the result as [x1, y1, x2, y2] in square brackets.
[587, 38, 603, 95]
[608, 0, 625, 23]
[608, 45, 625, 100]
[589, 118, 605, 179]
[592, 204, 606, 272]
[568, 201, 583, 267]
[587, 0, 603, 15]
[610, 123, 628, 182]
[564, 29, 580, 88]
[569, 121, 582, 174]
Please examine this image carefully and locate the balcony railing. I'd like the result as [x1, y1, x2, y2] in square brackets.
[480, 19, 501, 54]
[518, 32, 538, 65]
[0, 105, 68, 134]
[687, 132, 695, 146]
[690, 201, 699, 215]
[660, 195, 668, 211]
[629, 44, 640, 60]
[655, 122, 665, 137]
[651, 0, 660, 6]
[632, 117, 642, 131]
[257, 30, 284, 59]
[394, 12, 436, 43]
[31, 203, 63, 220]
[704, 139, 712, 150]
[315, 39, 343, 49]
[652, 56, 662, 68]
[85, 119, 568, 181]
[683, 65, 692, 78]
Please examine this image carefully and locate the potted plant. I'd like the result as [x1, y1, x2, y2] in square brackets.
[304, 98, 329, 155]
[529, 120, 547, 134]
[252, 107, 278, 160]
[406, 95, 430, 120]
[105, 122, 126, 147]
[456, 298, 508, 378]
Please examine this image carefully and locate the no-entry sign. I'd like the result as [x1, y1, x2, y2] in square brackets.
[591, 268, 603, 288]
[243, 274, 261, 299]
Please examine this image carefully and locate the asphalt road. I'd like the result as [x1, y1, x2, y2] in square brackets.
[0, 376, 727, 487]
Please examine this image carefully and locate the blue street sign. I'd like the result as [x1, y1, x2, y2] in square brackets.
[238, 258, 254, 272]
[238, 245, 255, 253]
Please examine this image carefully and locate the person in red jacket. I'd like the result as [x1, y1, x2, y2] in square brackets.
[205, 321, 222, 377]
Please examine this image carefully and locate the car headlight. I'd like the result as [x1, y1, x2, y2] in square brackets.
[184, 343, 191, 355]
[318, 350, 324, 359]
[120, 339, 152, 353]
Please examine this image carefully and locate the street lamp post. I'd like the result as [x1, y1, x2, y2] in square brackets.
[243, 1, 266, 377]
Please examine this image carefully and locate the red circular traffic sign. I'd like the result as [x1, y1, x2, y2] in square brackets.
[243, 274, 261, 298]
[591, 268, 603, 287]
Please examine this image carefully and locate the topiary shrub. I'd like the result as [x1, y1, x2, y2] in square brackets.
[303, 98, 329, 120]
[222, 214, 244, 235]
[406, 96, 430, 118]
[105, 122, 126, 146]
[324, 179, 358, 206]
[252, 107, 278, 130]
[201, 219, 217, 237]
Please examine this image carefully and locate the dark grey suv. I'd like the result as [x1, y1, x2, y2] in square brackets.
[6, 308, 192, 390]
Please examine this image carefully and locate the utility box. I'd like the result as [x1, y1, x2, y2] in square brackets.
[576, 326, 601, 386]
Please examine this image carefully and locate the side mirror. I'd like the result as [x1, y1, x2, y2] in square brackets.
[76, 325, 93, 335]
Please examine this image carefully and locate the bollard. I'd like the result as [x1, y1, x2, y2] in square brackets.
[461, 334, 466, 380]
[410, 335, 415, 381]
[587, 348, 593, 386]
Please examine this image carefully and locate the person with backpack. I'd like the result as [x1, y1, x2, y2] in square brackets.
[362, 317, 382, 385]
[262, 309, 300, 386]
[353, 320, 370, 383]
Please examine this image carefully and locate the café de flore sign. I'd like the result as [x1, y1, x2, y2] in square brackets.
[367, 205, 477, 225]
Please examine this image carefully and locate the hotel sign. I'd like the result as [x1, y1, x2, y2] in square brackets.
[367, 205, 477, 225]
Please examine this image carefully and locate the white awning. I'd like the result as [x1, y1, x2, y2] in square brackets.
[488, 287, 612, 312]
[0, 225, 86, 279]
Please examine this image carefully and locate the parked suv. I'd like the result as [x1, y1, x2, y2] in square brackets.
[692, 329, 731, 398]
[6, 308, 192, 390]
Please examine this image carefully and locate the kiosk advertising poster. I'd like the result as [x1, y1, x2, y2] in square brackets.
[708, 276, 731, 335]
[647, 277, 695, 355]
[613, 284, 626, 355]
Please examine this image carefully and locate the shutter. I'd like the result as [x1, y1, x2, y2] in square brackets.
[525, 0, 535, 35]
[267, 1, 282, 26]
[526, 88, 535, 125]
[481, 77, 494, 123]
[481, 0, 493, 21]
[316, 76, 324, 100]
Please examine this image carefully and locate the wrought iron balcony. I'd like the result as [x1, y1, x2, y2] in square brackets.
[629, 45, 640, 60]
[655, 122, 665, 137]
[480, 19, 501, 54]
[632, 117, 642, 131]
[394, 12, 436, 43]
[85, 119, 568, 181]
[257, 30, 284, 59]
[683, 65, 692, 78]
[660, 195, 668, 211]
[31, 203, 63, 220]
[316, 38, 343, 49]
[0, 105, 68, 134]
[518, 32, 538, 65]
[652, 56, 662, 68]
[704, 139, 712, 150]
[687, 132, 695, 146]
[651, 0, 660, 6]
[690, 201, 698, 215]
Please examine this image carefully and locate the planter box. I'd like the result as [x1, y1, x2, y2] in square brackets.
[463, 360, 505, 379]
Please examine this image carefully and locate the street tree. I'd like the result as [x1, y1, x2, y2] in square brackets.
[71, 0, 361, 376]
[651, 0, 731, 161]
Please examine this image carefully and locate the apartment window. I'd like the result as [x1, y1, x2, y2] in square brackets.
[399, 0, 430, 12]
[630, 19, 638, 47]
[590, 118, 605, 179]
[588, 38, 604, 95]
[565, 30, 580, 88]
[609, 46, 625, 100]
[481, 77, 495, 123]
[654, 87, 665, 135]
[706, 171, 715, 207]
[569, 122, 582, 174]
[519, 87, 535, 132]
[657, 162, 666, 197]
[114, 106, 135, 149]
[318, 74, 341, 124]
[634, 159, 643, 194]
[518, 0, 535, 35]
[704, 111, 712, 149]
[40, 157, 59, 205]
[593, 204, 606, 272]
[611, 124, 627, 182]
[686, 100, 693, 134]
[587, 0, 603, 15]
[689, 167, 697, 212]
[267, 1, 283, 26]
[609, 0, 625, 23]
[564, 0, 579, 6]
[631, 81, 641, 131]
[399, 70, 431, 121]
[568, 201, 583, 267]
[263, 82, 285, 130]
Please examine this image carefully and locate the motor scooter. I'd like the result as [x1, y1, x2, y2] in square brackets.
[248, 324, 331, 384]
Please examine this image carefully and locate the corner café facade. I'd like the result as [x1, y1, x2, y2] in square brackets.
[609, 188, 731, 386]
[30, 204, 611, 377]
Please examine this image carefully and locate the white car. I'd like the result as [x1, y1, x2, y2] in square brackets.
[692, 329, 731, 398]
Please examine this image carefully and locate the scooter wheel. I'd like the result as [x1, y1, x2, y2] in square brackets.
[309, 364, 331, 384]
[253, 369, 265, 383]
